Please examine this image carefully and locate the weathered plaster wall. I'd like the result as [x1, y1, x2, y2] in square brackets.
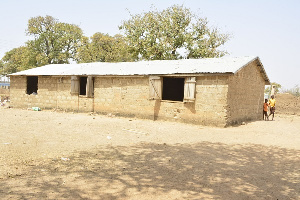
[226, 62, 265, 125]
[10, 75, 230, 127]
[92, 76, 229, 126]
[93, 77, 153, 118]
[10, 69, 267, 127]
[10, 76, 93, 112]
[151, 75, 229, 126]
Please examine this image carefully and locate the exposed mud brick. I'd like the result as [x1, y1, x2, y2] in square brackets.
[10, 60, 266, 127]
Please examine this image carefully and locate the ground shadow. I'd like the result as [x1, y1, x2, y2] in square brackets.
[0, 142, 299, 199]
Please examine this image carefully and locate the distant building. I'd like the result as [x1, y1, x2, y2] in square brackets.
[0, 75, 10, 89]
[9, 56, 270, 127]
[0, 76, 10, 99]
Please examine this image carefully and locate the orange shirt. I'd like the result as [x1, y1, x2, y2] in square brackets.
[263, 103, 269, 111]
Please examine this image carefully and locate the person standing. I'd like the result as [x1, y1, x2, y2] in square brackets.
[263, 99, 269, 120]
[268, 95, 276, 120]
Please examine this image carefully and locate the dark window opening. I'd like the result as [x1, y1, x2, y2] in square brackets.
[79, 77, 87, 95]
[26, 76, 38, 95]
[162, 77, 184, 101]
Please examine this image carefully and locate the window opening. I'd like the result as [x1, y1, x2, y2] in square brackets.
[27, 76, 38, 95]
[79, 77, 87, 95]
[162, 77, 185, 101]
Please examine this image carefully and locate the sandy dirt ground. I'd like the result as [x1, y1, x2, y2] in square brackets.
[0, 106, 299, 200]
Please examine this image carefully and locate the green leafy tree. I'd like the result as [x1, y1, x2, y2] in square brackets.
[76, 33, 134, 63]
[1, 46, 37, 74]
[112, 34, 136, 62]
[265, 82, 282, 95]
[119, 5, 230, 60]
[27, 15, 83, 65]
[0, 60, 4, 75]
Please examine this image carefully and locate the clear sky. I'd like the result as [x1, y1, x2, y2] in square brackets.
[0, 0, 299, 89]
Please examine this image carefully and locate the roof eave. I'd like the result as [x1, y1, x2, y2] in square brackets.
[234, 56, 271, 85]
[255, 57, 271, 85]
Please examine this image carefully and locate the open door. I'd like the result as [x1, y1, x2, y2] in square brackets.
[184, 77, 196, 102]
[149, 76, 162, 100]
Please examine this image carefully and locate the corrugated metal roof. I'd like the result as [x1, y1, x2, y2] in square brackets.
[9, 56, 270, 84]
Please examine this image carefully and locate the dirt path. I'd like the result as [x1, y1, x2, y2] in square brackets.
[0, 107, 299, 199]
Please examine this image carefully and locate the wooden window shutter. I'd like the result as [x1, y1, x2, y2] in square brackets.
[86, 76, 94, 97]
[184, 77, 196, 102]
[71, 76, 79, 95]
[149, 76, 162, 100]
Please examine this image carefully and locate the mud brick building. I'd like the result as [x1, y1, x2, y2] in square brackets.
[9, 56, 270, 127]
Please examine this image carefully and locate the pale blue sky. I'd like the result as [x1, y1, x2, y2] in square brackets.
[0, 0, 299, 89]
